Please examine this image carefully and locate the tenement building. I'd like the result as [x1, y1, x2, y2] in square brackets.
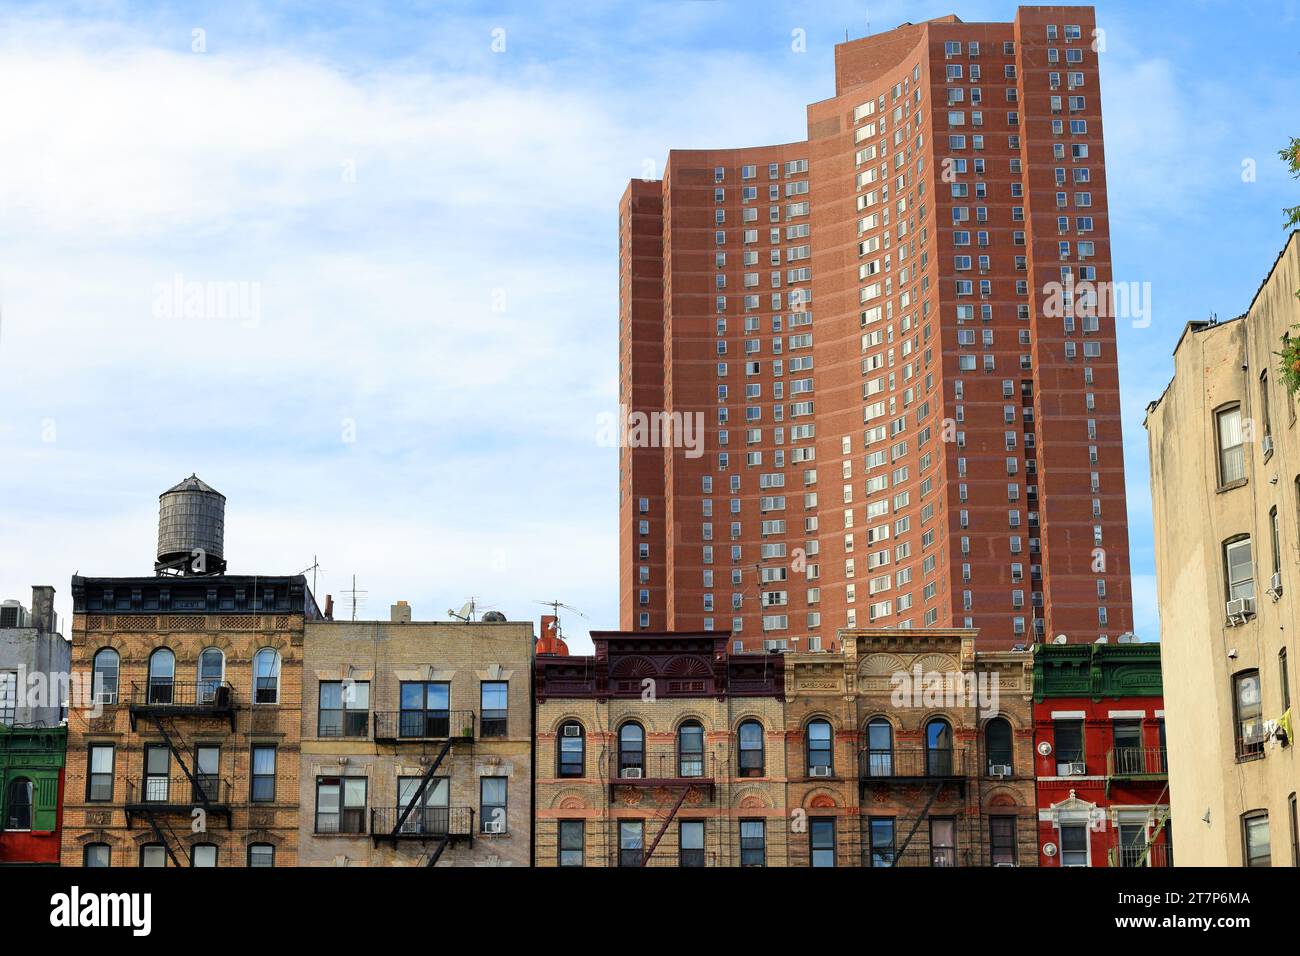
[619, 5, 1134, 650]
[534, 630, 788, 866]
[1145, 231, 1300, 867]
[785, 628, 1036, 866]
[0, 587, 70, 865]
[1032, 640, 1169, 867]
[60, 476, 317, 867]
[299, 603, 534, 866]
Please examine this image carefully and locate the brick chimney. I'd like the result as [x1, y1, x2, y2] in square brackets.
[391, 600, 412, 624]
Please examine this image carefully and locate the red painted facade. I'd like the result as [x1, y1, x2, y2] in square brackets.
[618, 6, 1133, 651]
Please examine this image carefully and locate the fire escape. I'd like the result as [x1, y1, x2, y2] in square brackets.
[858, 746, 970, 867]
[126, 679, 234, 866]
[370, 709, 476, 866]
[609, 750, 716, 866]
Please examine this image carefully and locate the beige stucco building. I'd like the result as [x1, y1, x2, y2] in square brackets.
[299, 605, 534, 866]
[1144, 231, 1300, 866]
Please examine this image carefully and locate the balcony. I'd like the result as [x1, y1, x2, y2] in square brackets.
[127, 680, 236, 730]
[1108, 842, 1172, 868]
[1105, 747, 1167, 795]
[372, 710, 476, 744]
[859, 748, 968, 787]
[862, 845, 969, 868]
[124, 775, 231, 827]
[608, 750, 717, 799]
[370, 806, 476, 844]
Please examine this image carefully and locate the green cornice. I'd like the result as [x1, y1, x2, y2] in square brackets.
[1032, 642, 1163, 702]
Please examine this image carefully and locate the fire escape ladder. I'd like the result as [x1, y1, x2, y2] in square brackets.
[391, 736, 455, 836]
[641, 786, 690, 866]
[141, 810, 184, 867]
[892, 780, 944, 866]
[148, 713, 203, 798]
[1134, 784, 1172, 868]
[425, 833, 453, 867]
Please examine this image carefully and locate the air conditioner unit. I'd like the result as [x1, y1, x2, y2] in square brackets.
[1066, 761, 1086, 776]
[1225, 597, 1257, 622]
[989, 764, 1012, 777]
[1263, 435, 1274, 455]
[483, 821, 505, 834]
[620, 768, 643, 779]
[563, 725, 582, 737]
[810, 765, 833, 778]
[1270, 572, 1283, 596]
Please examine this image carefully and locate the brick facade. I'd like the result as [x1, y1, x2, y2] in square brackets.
[60, 574, 313, 867]
[298, 612, 534, 866]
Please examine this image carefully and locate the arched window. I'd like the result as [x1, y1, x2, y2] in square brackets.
[191, 843, 217, 867]
[557, 721, 585, 778]
[198, 648, 224, 704]
[147, 648, 175, 704]
[926, 718, 954, 776]
[618, 722, 644, 777]
[253, 648, 280, 704]
[865, 718, 894, 777]
[678, 721, 705, 777]
[248, 843, 275, 867]
[83, 843, 110, 867]
[4, 777, 32, 830]
[985, 717, 1013, 776]
[92, 648, 119, 705]
[806, 719, 833, 775]
[737, 720, 764, 778]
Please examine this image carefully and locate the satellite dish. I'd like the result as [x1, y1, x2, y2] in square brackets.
[1037, 741, 1053, 756]
[1042, 842, 1058, 857]
[1052, 634, 1068, 645]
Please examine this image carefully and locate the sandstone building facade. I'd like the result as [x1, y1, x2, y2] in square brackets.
[299, 605, 534, 866]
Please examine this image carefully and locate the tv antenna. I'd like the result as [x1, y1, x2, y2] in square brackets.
[299, 555, 322, 598]
[341, 575, 367, 622]
[448, 597, 488, 622]
[533, 599, 588, 642]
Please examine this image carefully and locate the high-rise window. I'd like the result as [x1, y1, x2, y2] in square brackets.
[1216, 405, 1245, 485]
[990, 817, 1017, 865]
[1242, 812, 1271, 867]
[480, 681, 509, 737]
[810, 817, 836, 867]
[740, 820, 766, 866]
[558, 820, 584, 867]
[1233, 670, 1264, 758]
[558, 721, 585, 777]
[1059, 824, 1088, 866]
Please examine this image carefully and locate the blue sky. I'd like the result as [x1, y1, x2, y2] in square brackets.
[0, 1, 1297, 652]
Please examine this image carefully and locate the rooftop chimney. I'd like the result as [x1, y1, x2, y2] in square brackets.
[30, 585, 56, 635]
[391, 601, 412, 624]
[324, 595, 334, 621]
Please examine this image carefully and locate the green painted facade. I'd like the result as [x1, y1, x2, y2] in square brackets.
[1032, 642, 1163, 702]
[0, 725, 66, 834]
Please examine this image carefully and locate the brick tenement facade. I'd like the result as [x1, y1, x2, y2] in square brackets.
[535, 627, 1034, 866]
[619, 6, 1133, 651]
[60, 574, 315, 867]
[534, 631, 788, 867]
[299, 607, 534, 866]
[784, 629, 1037, 866]
[1032, 641, 1169, 867]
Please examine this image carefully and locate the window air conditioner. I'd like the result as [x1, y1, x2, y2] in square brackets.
[563, 725, 582, 737]
[810, 765, 833, 778]
[620, 767, 643, 779]
[483, 821, 505, 834]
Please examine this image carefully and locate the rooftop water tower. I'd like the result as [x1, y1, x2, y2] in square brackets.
[155, 474, 227, 576]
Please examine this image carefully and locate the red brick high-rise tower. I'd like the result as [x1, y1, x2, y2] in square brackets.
[618, 6, 1133, 651]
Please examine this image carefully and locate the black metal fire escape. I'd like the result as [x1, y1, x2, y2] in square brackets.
[126, 680, 235, 864]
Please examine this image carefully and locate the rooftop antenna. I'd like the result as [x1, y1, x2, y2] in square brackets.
[300, 555, 321, 598]
[448, 598, 479, 622]
[341, 575, 367, 622]
[533, 599, 588, 643]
